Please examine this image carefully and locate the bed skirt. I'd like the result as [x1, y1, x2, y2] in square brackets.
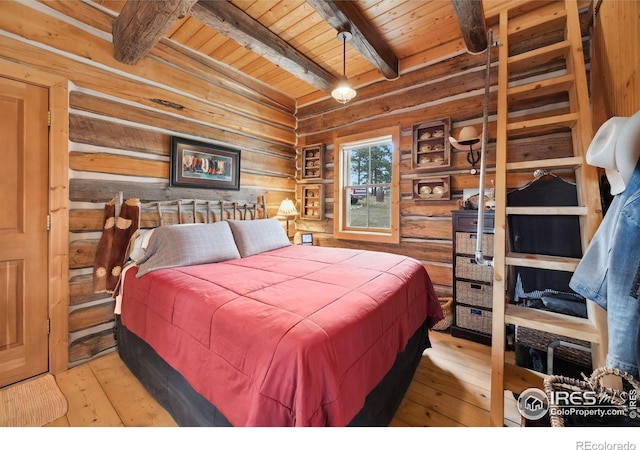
[115, 315, 430, 427]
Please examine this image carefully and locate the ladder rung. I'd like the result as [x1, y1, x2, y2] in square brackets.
[508, 9, 567, 42]
[508, 40, 571, 73]
[506, 206, 587, 216]
[507, 112, 579, 136]
[507, 74, 575, 103]
[504, 362, 545, 395]
[505, 252, 580, 271]
[506, 156, 582, 172]
[505, 304, 601, 344]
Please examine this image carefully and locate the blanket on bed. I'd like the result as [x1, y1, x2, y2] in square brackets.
[120, 245, 442, 426]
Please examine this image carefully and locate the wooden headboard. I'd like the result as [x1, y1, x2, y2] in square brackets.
[130, 195, 268, 229]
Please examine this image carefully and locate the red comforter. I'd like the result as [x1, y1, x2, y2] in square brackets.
[120, 245, 442, 426]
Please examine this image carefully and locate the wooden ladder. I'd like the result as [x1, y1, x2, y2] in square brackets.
[489, 0, 608, 426]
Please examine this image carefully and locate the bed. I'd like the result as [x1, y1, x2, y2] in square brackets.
[112, 200, 443, 427]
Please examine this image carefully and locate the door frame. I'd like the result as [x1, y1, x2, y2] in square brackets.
[0, 59, 69, 374]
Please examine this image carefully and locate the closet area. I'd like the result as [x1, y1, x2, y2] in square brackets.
[506, 171, 592, 377]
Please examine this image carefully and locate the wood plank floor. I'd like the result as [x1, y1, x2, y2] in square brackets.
[44, 330, 521, 427]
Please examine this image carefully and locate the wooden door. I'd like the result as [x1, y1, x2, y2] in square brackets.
[0, 76, 49, 387]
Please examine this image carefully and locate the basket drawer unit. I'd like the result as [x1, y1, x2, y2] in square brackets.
[455, 231, 494, 257]
[455, 305, 492, 335]
[455, 257, 493, 283]
[456, 280, 492, 308]
[451, 210, 495, 345]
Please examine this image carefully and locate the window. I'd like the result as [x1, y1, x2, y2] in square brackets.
[334, 127, 400, 243]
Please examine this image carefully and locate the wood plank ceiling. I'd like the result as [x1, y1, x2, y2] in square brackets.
[91, 0, 542, 106]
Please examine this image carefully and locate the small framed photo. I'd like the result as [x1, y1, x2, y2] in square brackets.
[301, 233, 313, 246]
[170, 136, 241, 190]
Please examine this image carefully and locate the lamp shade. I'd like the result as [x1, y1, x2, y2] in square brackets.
[331, 76, 357, 104]
[332, 30, 357, 104]
[277, 198, 298, 218]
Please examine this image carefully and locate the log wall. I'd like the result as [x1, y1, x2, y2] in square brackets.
[0, 1, 598, 368]
[0, 1, 296, 367]
[295, 5, 589, 299]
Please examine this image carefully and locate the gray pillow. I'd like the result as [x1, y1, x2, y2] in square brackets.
[227, 218, 291, 257]
[136, 221, 241, 277]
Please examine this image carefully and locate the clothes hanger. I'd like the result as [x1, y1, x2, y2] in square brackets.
[533, 169, 557, 180]
[512, 169, 575, 192]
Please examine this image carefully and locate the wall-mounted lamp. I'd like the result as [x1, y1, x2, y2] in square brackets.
[331, 31, 357, 104]
[276, 198, 298, 237]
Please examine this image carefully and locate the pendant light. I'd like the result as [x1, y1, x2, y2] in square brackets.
[331, 30, 357, 104]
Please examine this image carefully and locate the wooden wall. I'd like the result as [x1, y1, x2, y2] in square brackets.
[590, 0, 640, 127]
[0, 1, 296, 367]
[295, 4, 586, 300]
[0, 0, 600, 369]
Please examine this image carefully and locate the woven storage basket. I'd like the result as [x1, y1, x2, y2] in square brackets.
[456, 232, 494, 257]
[455, 257, 493, 283]
[544, 367, 640, 427]
[432, 297, 453, 331]
[455, 305, 492, 334]
[456, 280, 492, 308]
[516, 326, 592, 368]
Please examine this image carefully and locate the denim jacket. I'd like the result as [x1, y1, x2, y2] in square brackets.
[570, 161, 640, 377]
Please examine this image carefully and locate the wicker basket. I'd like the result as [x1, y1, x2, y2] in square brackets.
[432, 297, 453, 331]
[455, 257, 493, 283]
[544, 367, 640, 427]
[456, 280, 492, 308]
[456, 232, 494, 257]
[516, 326, 592, 368]
[455, 305, 492, 334]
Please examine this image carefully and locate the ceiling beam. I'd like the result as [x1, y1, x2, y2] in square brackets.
[113, 0, 197, 65]
[306, 0, 399, 80]
[451, 0, 488, 54]
[190, 1, 339, 93]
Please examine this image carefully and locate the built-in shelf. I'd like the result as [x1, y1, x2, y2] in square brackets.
[301, 184, 323, 220]
[412, 176, 451, 200]
[411, 118, 451, 170]
[301, 144, 325, 180]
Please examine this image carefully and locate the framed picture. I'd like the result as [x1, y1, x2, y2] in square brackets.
[170, 136, 241, 190]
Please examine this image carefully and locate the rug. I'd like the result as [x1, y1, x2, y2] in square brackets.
[0, 374, 68, 427]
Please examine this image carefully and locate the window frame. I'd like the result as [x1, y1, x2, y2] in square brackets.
[333, 126, 400, 243]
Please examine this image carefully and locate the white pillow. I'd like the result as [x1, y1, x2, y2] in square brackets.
[129, 228, 155, 263]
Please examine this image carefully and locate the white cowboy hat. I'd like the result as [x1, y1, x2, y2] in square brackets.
[586, 110, 640, 195]
[449, 126, 482, 151]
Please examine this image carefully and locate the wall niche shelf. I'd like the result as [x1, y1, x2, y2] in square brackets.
[411, 118, 451, 170]
[413, 176, 450, 200]
[301, 184, 324, 220]
[301, 144, 325, 180]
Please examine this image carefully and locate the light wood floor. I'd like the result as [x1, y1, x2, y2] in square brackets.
[44, 330, 521, 427]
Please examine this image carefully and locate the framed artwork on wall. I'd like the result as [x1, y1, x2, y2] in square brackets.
[170, 136, 241, 190]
